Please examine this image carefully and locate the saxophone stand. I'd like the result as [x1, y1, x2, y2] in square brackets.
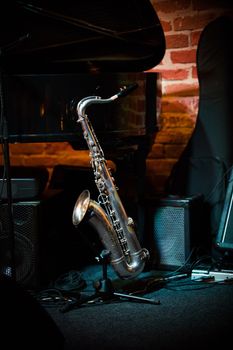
[60, 249, 160, 313]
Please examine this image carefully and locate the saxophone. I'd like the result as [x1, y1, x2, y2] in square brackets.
[72, 84, 149, 279]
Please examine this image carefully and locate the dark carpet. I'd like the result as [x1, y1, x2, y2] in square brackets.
[35, 263, 233, 350]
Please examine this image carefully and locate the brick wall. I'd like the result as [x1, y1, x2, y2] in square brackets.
[1, 0, 233, 195]
[147, 0, 233, 194]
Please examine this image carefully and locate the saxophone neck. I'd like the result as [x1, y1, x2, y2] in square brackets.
[76, 84, 139, 119]
[77, 96, 101, 119]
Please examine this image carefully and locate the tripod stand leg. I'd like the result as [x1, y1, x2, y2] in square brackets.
[97, 250, 160, 304]
[113, 292, 160, 305]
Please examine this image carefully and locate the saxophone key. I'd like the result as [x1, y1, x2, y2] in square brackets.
[127, 217, 135, 228]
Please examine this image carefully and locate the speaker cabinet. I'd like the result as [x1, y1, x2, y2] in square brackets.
[0, 201, 43, 288]
[0, 190, 85, 289]
[0, 191, 65, 288]
[145, 195, 203, 269]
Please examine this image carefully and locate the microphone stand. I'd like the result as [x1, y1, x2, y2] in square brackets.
[0, 55, 16, 281]
[0, 34, 30, 282]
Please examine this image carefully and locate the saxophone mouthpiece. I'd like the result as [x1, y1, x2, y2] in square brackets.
[117, 83, 138, 98]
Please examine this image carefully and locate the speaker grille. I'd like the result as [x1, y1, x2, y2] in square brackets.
[145, 195, 204, 269]
[0, 202, 41, 287]
[152, 206, 189, 267]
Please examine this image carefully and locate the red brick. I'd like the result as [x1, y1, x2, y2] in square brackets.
[155, 129, 193, 144]
[164, 82, 199, 96]
[162, 96, 199, 114]
[5, 156, 25, 166]
[9, 143, 46, 155]
[191, 30, 202, 46]
[161, 69, 189, 80]
[152, 0, 191, 13]
[162, 113, 196, 128]
[45, 142, 72, 153]
[166, 34, 189, 49]
[160, 19, 172, 32]
[164, 144, 186, 158]
[174, 14, 216, 31]
[192, 66, 198, 79]
[148, 143, 164, 159]
[162, 99, 189, 113]
[170, 49, 197, 63]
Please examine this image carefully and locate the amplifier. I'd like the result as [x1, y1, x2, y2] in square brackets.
[0, 178, 42, 200]
[145, 195, 204, 270]
[0, 166, 49, 200]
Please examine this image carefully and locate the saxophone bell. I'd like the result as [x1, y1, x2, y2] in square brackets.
[72, 189, 149, 280]
[72, 189, 91, 226]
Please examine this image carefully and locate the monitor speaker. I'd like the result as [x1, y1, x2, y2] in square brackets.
[0, 201, 42, 288]
[145, 195, 203, 269]
[216, 169, 233, 251]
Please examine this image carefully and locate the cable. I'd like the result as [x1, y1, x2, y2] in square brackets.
[52, 270, 87, 292]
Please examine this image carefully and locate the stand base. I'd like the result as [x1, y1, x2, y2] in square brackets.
[60, 276, 160, 313]
[60, 249, 160, 313]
